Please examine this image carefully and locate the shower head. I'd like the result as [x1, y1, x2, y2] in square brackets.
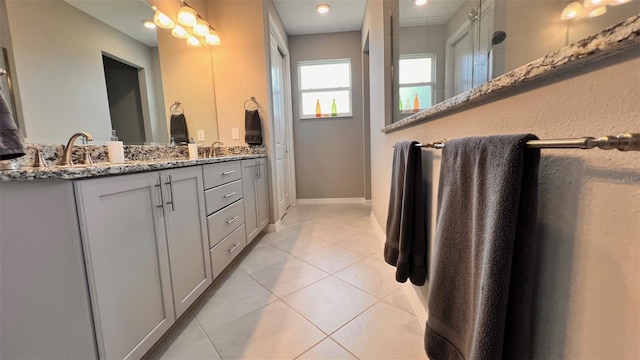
[491, 31, 507, 46]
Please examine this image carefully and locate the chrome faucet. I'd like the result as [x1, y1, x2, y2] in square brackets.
[61, 131, 94, 166]
[209, 141, 224, 157]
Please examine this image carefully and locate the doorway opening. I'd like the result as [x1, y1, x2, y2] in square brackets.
[102, 55, 146, 144]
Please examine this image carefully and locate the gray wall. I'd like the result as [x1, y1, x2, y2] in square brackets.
[399, 24, 446, 104]
[364, 1, 639, 357]
[289, 31, 365, 200]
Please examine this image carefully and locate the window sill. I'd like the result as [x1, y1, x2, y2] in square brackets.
[300, 115, 353, 120]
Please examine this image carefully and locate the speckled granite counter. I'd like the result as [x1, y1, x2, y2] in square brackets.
[382, 14, 640, 133]
[0, 144, 266, 181]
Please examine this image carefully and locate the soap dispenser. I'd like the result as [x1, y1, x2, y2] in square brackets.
[107, 130, 125, 163]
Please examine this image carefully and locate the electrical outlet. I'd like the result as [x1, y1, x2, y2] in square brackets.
[232, 128, 239, 140]
[197, 130, 205, 142]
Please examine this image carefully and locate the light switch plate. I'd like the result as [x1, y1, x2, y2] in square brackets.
[197, 130, 205, 141]
[232, 128, 239, 140]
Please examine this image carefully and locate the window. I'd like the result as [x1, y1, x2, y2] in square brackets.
[398, 54, 435, 113]
[298, 59, 352, 118]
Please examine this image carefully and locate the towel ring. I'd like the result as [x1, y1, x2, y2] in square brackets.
[244, 96, 259, 111]
[170, 101, 184, 115]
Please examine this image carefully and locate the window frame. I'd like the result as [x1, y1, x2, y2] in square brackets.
[398, 53, 436, 112]
[297, 58, 352, 119]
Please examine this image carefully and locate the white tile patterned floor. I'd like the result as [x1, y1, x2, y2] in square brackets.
[147, 204, 426, 360]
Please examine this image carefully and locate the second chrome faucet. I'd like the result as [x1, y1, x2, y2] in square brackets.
[61, 131, 94, 166]
[209, 141, 224, 158]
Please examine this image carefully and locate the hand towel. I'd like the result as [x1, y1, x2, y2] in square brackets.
[425, 134, 540, 360]
[245, 109, 263, 145]
[384, 141, 428, 286]
[170, 113, 189, 144]
[0, 86, 26, 160]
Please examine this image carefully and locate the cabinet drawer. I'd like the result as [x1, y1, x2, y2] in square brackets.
[203, 161, 242, 189]
[207, 199, 245, 248]
[210, 224, 246, 279]
[205, 180, 243, 215]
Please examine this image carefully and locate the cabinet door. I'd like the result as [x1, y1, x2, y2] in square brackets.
[257, 158, 270, 230]
[161, 167, 212, 318]
[75, 172, 174, 360]
[242, 159, 259, 242]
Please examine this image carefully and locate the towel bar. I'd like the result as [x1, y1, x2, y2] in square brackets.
[413, 133, 640, 152]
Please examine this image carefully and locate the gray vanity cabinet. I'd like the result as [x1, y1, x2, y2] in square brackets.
[242, 158, 269, 243]
[160, 167, 212, 317]
[75, 166, 211, 359]
[75, 172, 175, 360]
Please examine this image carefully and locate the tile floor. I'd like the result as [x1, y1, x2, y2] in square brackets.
[148, 204, 426, 360]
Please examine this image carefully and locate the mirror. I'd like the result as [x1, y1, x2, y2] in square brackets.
[392, 0, 639, 122]
[1, 0, 219, 144]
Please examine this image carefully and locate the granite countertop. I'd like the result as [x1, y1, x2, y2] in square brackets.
[0, 154, 266, 182]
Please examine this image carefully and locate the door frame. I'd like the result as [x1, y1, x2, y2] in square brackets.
[268, 14, 297, 212]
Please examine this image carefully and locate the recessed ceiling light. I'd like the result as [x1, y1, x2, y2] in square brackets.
[142, 20, 156, 29]
[414, 0, 427, 5]
[316, 3, 330, 14]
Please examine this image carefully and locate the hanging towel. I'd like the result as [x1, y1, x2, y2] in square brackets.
[245, 109, 263, 145]
[170, 113, 189, 144]
[0, 86, 26, 160]
[384, 141, 428, 286]
[424, 134, 540, 360]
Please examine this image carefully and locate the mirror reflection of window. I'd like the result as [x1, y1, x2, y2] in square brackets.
[398, 54, 435, 113]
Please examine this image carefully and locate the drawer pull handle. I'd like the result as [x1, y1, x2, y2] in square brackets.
[226, 216, 240, 224]
[224, 191, 237, 198]
[222, 170, 236, 175]
[227, 243, 241, 253]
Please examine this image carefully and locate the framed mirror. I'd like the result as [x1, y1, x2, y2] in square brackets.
[391, 0, 639, 123]
[1, 0, 219, 145]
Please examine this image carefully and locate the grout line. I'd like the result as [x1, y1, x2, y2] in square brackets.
[191, 311, 223, 360]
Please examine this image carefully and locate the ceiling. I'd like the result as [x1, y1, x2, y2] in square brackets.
[273, 0, 367, 36]
[273, 0, 464, 35]
[64, 0, 158, 47]
[64, 0, 464, 47]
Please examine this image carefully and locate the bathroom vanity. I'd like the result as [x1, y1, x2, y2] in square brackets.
[0, 154, 268, 359]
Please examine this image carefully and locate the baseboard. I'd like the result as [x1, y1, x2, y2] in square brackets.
[403, 283, 428, 330]
[364, 199, 372, 205]
[265, 219, 281, 232]
[296, 198, 366, 205]
[371, 211, 427, 329]
[370, 211, 385, 244]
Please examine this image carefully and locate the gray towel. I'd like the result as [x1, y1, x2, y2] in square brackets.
[425, 134, 540, 360]
[0, 87, 26, 160]
[170, 113, 189, 144]
[384, 141, 428, 286]
[245, 109, 262, 145]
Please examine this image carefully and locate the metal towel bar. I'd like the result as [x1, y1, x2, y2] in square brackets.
[413, 133, 640, 152]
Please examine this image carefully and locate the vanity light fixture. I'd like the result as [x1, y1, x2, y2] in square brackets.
[583, 0, 604, 6]
[587, 5, 608, 16]
[177, 5, 197, 27]
[560, 1, 585, 19]
[186, 35, 202, 47]
[205, 29, 221, 45]
[193, 18, 210, 37]
[172, 25, 189, 39]
[561, 0, 635, 20]
[150, 2, 221, 47]
[414, 0, 428, 5]
[316, 4, 330, 14]
[153, 9, 174, 29]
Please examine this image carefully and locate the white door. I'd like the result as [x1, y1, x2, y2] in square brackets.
[270, 33, 290, 219]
